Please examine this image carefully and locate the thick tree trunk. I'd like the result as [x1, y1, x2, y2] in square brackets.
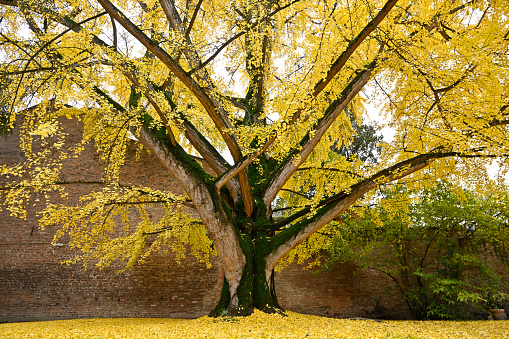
[209, 239, 282, 317]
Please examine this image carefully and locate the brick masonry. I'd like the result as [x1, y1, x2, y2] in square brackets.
[0, 115, 417, 321]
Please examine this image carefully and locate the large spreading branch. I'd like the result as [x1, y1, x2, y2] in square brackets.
[263, 65, 374, 208]
[180, 119, 242, 202]
[89, 85, 245, 280]
[93, 72, 243, 202]
[2, 0, 238, 187]
[265, 98, 509, 269]
[1, 0, 248, 307]
[86, 23, 244, 202]
[15, 0, 246, 211]
[265, 146, 493, 271]
[248, 34, 270, 121]
[258, 0, 475, 210]
[156, 0, 253, 214]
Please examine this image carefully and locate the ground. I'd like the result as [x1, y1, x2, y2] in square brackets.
[1, 311, 508, 338]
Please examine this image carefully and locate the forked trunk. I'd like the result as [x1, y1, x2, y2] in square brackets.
[209, 239, 282, 317]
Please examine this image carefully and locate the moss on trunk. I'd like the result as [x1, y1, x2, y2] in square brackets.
[209, 236, 283, 317]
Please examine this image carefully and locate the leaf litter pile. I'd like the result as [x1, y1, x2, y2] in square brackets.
[1, 311, 507, 338]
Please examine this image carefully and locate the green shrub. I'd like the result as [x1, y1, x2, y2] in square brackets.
[325, 182, 509, 320]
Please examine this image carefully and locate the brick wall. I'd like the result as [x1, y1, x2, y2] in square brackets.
[0, 115, 414, 321]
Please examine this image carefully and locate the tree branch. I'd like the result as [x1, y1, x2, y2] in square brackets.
[102, 199, 195, 209]
[181, 119, 242, 202]
[265, 157, 430, 272]
[184, 0, 203, 40]
[265, 141, 509, 271]
[279, 188, 311, 199]
[312, 0, 398, 97]
[136, 121, 246, 301]
[0, 0, 18, 6]
[254, 35, 269, 119]
[120, 71, 177, 146]
[0, 0, 99, 36]
[157, 0, 254, 215]
[263, 65, 374, 208]
[217, 1, 395, 195]
[0, 180, 194, 209]
[188, 0, 301, 74]
[219, 95, 248, 111]
[90, 49, 243, 202]
[296, 167, 364, 178]
[2, 60, 102, 76]
[8, 11, 107, 114]
[142, 221, 203, 236]
[110, 15, 118, 50]
[97, 0, 242, 162]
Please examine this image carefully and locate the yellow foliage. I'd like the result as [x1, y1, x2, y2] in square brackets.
[1, 0, 509, 309]
[1, 311, 508, 338]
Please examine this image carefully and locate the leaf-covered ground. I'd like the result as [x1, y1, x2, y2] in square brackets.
[1, 311, 507, 338]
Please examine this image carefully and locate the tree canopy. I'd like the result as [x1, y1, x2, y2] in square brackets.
[1, 0, 508, 316]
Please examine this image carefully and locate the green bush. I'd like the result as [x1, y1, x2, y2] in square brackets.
[325, 182, 509, 320]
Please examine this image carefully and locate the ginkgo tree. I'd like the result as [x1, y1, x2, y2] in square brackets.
[1, 0, 508, 316]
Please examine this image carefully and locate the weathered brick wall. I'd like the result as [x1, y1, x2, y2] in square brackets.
[275, 260, 408, 319]
[0, 116, 411, 321]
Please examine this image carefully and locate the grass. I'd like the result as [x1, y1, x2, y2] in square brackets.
[1, 310, 508, 338]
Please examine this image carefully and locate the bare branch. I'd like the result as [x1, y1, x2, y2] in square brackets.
[188, 0, 301, 74]
[110, 15, 118, 50]
[185, 0, 203, 40]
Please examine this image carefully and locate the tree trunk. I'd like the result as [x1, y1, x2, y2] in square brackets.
[209, 238, 282, 317]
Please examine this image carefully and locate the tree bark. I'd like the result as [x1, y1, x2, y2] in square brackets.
[209, 236, 282, 316]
